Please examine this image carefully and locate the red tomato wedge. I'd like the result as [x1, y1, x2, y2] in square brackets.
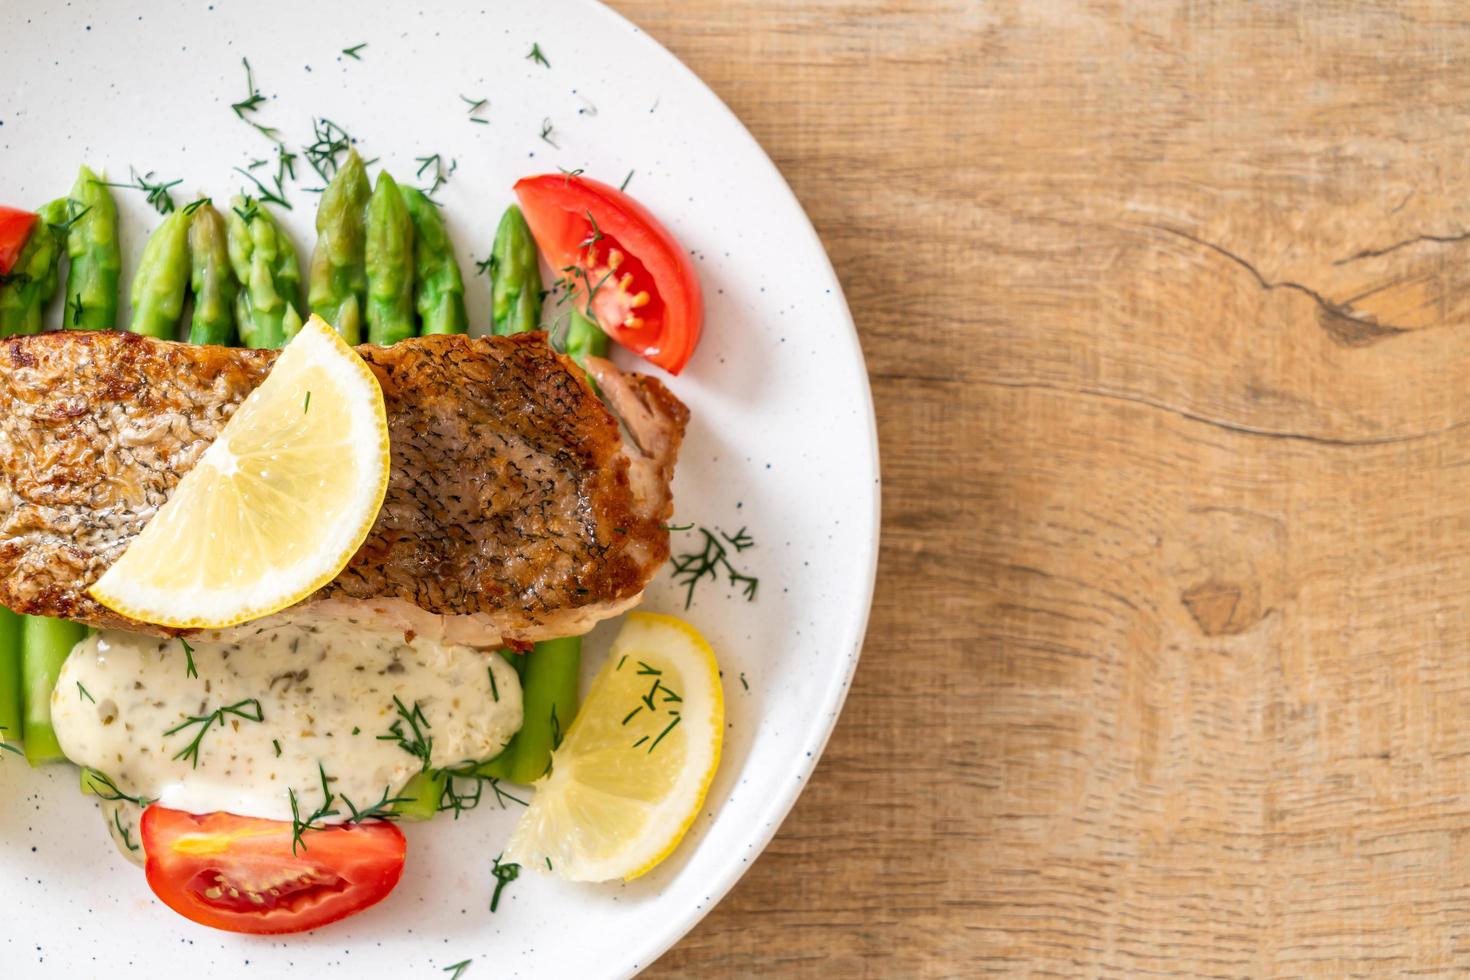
[0, 206, 38, 276]
[515, 174, 703, 374]
[140, 806, 406, 935]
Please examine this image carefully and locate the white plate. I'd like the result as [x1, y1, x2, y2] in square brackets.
[0, 1, 879, 975]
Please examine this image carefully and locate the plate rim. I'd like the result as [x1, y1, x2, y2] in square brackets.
[584, 2, 883, 973]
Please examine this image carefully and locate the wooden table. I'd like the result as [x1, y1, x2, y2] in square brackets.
[623, 2, 1470, 974]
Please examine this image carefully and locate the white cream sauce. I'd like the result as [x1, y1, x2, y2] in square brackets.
[52, 619, 523, 853]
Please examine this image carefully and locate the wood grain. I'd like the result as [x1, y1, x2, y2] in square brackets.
[614, 1, 1470, 975]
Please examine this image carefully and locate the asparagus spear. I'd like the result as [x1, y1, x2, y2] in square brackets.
[63, 166, 121, 330]
[308, 149, 370, 342]
[128, 209, 192, 338]
[226, 197, 302, 349]
[563, 306, 610, 369]
[364, 171, 416, 346]
[394, 770, 447, 821]
[187, 202, 239, 346]
[401, 186, 467, 335]
[21, 616, 85, 765]
[0, 607, 20, 756]
[489, 205, 542, 337]
[0, 200, 66, 336]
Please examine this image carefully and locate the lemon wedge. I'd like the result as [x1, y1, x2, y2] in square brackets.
[505, 612, 725, 882]
[89, 314, 390, 629]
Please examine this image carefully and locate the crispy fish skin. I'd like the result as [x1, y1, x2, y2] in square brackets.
[0, 330, 687, 642]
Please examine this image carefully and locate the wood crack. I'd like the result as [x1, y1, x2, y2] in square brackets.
[1151, 225, 1409, 347]
[1334, 229, 1470, 265]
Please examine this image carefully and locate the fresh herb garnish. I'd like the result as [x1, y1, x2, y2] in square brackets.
[443, 959, 472, 980]
[490, 853, 520, 912]
[474, 253, 497, 278]
[342, 42, 367, 60]
[77, 681, 94, 703]
[233, 163, 290, 210]
[232, 197, 260, 225]
[112, 809, 141, 852]
[93, 167, 183, 215]
[230, 58, 282, 142]
[181, 637, 197, 679]
[272, 738, 282, 757]
[303, 390, 311, 413]
[488, 665, 499, 702]
[48, 199, 92, 235]
[620, 169, 635, 192]
[181, 197, 212, 216]
[165, 698, 264, 769]
[303, 117, 354, 180]
[288, 762, 340, 855]
[539, 118, 558, 148]
[460, 94, 488, 115]
[340, 784, 412, 822]
[377, 696, 433, 771]
[669, 525, 759, 609]
[526, 43, 550, 67]
[81, 768, 157, 807]
[740, 672, 749, 691]
[415, 153, 455, 199]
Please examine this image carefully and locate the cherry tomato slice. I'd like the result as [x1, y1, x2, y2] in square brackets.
[0, 206, 38, 276]
[515, 174, 703, 374]
[140, 806, 406, 935]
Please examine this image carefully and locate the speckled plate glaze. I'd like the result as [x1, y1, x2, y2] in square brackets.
[0, 1, 878, 976]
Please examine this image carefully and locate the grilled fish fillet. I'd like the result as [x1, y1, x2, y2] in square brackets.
[0, 330, 688, 644]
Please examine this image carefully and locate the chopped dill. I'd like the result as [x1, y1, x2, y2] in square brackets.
[669, 525, 759, 609]
[490, 853, 520, 912]
[288, 762, 340, 855]
[342, 42, 367, 60]
[539, 118, 558, 148]
[81, 769, 157, 807]
[230, 58, 282, 142]
[113, 809, 140, 852]
[377, 696, 433, 771]
[181, 197, 212, 216]
[92, 167, 183, 215]
[443, 959, 472, 980]
[526, 42, 550, 67]
[181, 637, 197, 679]
[165, 698, 264, 769]
[77, 681, 94, 704]
[620, 169, 635, 192]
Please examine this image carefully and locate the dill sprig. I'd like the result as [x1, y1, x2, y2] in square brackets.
[231, 58, 282, 142]
[527, 43, 550, 67]
[81, 768, 157, 807]
[112, 808, 141, 851]
[181, 197, 212, 216]
[669, 525, 759, 609]
[165, 698, 264, 769]
[415, 153, 456, 199]
[92, 167, 183, 215]
[620, 169, 635, 192]
[539, 118, 558, 148]
[443, 960, 472, 980]
[342, 42, 367, 60]
[181, 637, 197, 679]
[46, 199, 92, 235]
[377, 696, 433, 771]
[233, 162, 290, 210]
[77, 681, 94, 703]
[232, 197, 260, 225]
[460, 94, 488, 120]
[340, 785, 413, 822]
[303, 117, 353, 180]
[490, 853, 520, 912]
[288, 762, 340, 855]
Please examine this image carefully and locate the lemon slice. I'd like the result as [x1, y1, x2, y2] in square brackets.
[505, 612, 725, 882]
[89, 314, 390, 629]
